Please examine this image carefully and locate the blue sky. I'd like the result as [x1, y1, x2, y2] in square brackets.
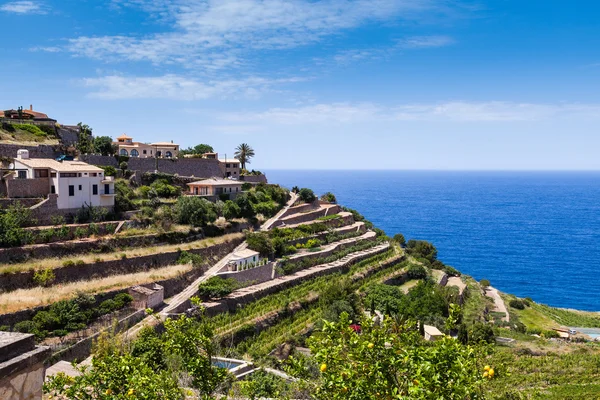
[1, 0, 599, 170]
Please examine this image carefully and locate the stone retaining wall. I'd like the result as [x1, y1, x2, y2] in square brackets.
[0, 236, 244, 293]
[240, 174, 268, 184]
[0, 198, 42, 210]
[216, 262, 275, 285]
[80, 155, 224, 179]
[201, 244, 392, 316]
[278, 201, 319, 219]
[0, 144, 57, 159]
[277, 205, 342, 226]
[280, 234, 377, 271]
[6, 178, 49, 198]
[284, 223, 366, 248]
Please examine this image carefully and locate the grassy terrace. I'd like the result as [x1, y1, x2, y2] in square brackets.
[0, 264, 192, 314]
[485, 341, 600, 399]
[213, 249, 399, 354]
[0, 232, 243, 275]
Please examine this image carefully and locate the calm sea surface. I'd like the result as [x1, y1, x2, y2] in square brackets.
[265, 170, 600, 311]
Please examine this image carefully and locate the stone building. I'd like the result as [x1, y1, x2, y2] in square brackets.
[219, 158, 241, 178]
[114, 134, 179, 158]
[0, 332, 50, 400]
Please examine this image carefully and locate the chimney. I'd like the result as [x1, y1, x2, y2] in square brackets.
[30, 104, 33, 111]
[17, 149, 29, 160]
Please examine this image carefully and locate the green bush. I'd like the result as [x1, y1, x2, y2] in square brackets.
[509, 299, 525, 310]
[198, 276, 238, 300]
[406, 264, 428, 280]
[176, 196, 218, 226]
[176, 251, 204, 267]
[98, 165, 117, 177]
[14, 320, 37, 334]
[0, 202, 35, 247]
[469, 323, 495, 344]
[298, 188, 316, 203]
[392, 233, 406, 247]
[480, 279, 490, 288]
[320, 192, 337, 203]
[246, 231, 275, 257]
[406, 240, 438, 263]
[33, 268, 56, 287]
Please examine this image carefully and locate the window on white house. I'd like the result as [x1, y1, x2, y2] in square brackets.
[68, 185, 75, 196]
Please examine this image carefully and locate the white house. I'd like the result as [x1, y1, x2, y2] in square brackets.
[228, 249, 261, 272]
[11, 150, 115, 210]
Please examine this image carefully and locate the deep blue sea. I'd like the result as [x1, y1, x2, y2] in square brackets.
[265, 170, 600, 311]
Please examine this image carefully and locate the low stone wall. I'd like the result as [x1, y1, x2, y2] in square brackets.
[0, 236, 244, 293]
[6, 178, 49, 198]
[280, 234, 377, 271]
[216, 262, 275, 285]
[23, 221, 120, 245]
[278, 201, 319, 219]
[46, 309, 146, 365]
[0, 198, 43, 210]
[278, 205, 342, 226]
[240, 174, 268, 184]
[285, 223, 366, 248]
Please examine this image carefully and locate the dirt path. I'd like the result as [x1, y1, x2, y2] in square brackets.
[486, 286, 510, 322]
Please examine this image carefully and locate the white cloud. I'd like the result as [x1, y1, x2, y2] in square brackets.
[58, 0, 444, 69]
[397, 35, 455, 48]
[218, 101, 600, 124]
[82, 74, 305, 100]
[0, 0, 44, 13]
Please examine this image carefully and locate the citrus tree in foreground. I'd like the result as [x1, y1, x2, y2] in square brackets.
[305, 313, 487, 399]
[44, 315, 226, 399]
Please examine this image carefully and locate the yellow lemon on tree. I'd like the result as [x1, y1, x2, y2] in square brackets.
[484, 365, 490, 371]
[367, 343, 374, 349]
[483, 371, 489, 378]
[488, 369, 495, 378]
[320, 363, 327, 373]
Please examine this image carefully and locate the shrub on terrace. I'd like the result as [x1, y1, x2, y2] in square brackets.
[480, 279, 491, 288]
[197, 276, 238, 300]
[114, 179, 136, 212]
[0, 202, 35, 247]
[13, 123, 46, 137]
[407, 264, 428, 280]
[406, 239, 438, 263]
[223, 200, 241, 220]
[392, 233, 406, 247]
[246, 231, 275, 257]
[298, 188, 316, 203]
[175, 196, 218, 226]
[469, 322, 495, 344]
[150, 179, 181, 198]
[509, 299, 526, 310]
[97, 165, 117, 177]
[320, 192, 337, 203]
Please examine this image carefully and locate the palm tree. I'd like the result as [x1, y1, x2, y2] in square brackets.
[234, 143, 255, 170]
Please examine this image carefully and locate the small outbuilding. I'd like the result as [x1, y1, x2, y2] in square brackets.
[423, 324, 444, 341]
[228, 249, 261, 271]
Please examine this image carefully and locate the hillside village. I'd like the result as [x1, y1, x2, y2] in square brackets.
[1, 108, 600, 399]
